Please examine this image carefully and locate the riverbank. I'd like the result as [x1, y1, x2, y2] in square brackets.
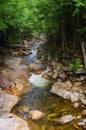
[0, 38, 36, 130]
[0, 36, 47, 130]
[37, 41, 86, 106]
[37, 40, 86, 129]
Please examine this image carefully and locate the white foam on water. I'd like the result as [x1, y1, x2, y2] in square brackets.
[28, 67, 50, 88]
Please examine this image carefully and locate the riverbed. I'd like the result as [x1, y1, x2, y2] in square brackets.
[12, 41, 85, 130]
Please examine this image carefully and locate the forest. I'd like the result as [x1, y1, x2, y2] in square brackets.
[0, 0, 86, 64]
[0, 1, 86, 130]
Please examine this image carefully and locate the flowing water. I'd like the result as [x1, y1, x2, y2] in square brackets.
[13, 41, 84, 130]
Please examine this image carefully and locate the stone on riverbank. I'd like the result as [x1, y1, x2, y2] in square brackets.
[0, 113, 29, 130]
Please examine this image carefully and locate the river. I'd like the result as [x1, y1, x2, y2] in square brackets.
[13, 41, 84, 130]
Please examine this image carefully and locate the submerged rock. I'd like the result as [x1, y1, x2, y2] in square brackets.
[29, 110, 46, 120]
[0, 113, 29, 130]
[73, 123, 80, 130]
[18, 105, 29, 114]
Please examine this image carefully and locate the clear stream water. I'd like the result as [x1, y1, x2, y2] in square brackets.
[13, 42, 84, 130]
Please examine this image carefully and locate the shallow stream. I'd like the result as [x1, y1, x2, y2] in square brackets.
[13, 42, 84, 130]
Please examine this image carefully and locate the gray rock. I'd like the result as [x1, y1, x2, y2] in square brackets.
[57, 115, 74, 124]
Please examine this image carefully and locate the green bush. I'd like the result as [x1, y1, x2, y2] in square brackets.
[70, 60, 83, 70]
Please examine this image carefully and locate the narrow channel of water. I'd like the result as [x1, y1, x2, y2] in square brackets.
[13, 41, 84, 130]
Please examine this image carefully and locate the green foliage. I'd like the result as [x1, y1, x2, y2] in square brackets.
[0, 0, 85, 48]
[0, 0, 31, 45]
[70, 60, 83, 70]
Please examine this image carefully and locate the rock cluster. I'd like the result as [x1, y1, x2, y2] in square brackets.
[39, 61, 86, 107]
[0, 56, 31, 130]
[37, 43, 86, 129]
[51, 81, 86, 106]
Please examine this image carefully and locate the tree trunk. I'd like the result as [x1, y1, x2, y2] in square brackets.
[62, 19, 65, 50]
[81, 41, 86, 68]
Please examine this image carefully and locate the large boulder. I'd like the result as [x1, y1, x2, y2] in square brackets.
[0, 113, 29, 130]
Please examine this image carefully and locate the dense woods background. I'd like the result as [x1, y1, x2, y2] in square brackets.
[0, 0, 86, 66]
